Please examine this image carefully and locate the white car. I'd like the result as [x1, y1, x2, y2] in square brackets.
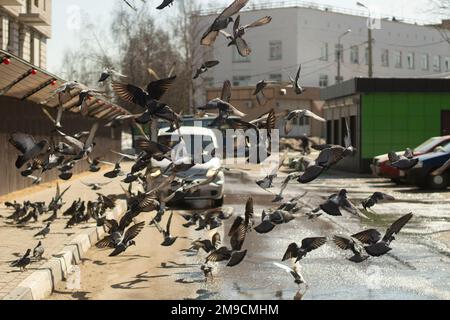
[153, 127, 225, 207]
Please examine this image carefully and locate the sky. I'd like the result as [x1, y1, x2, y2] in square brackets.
[47, 0, 440, 74]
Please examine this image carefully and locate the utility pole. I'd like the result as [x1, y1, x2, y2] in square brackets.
[357, 2, 374, 78]
[336, 29, 351, 84]
[368, 26, 373, 77]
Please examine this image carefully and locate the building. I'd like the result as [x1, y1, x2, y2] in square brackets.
[0, 1, 131, 196]
[194, 1, 450, 91]
[0, 0, 51, 69]
[206, 85, 325, 138]
[320, 77, 450, 173]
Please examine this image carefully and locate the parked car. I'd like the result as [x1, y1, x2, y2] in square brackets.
[371, 136, 450, 183]
[152, 127, 225, 207]
[407, 141, 450, 190]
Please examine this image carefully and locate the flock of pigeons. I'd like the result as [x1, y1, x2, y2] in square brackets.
[5, 0, 417, 298]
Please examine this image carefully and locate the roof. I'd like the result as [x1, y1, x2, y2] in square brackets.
[0, 49, 130, 121]
[320, 77, 450, 100]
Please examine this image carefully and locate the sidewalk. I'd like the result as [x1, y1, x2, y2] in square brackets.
[0, 163, 131, 299]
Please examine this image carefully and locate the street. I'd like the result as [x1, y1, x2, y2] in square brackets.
[49, 166, 450, 300]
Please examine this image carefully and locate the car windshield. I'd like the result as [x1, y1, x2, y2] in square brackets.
[414, 137, 441, 153]
[158, 134, 215, 158]
[440, 141, 450, 153]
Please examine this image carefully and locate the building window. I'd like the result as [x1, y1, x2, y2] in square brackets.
[232, 76, 251, 87]
[1, 17, 9, 50]
[335, 44, 344, 62]
[320, 43, 329, 61]
[269, 74, 282, 82]
[445, 57, 450, 72]
[319, 74, 329, 87]
[350, 45, 359, 64]
[394, 51, 402, 68]
[269, 41, 282, 60]
[381, 49, 389, 67]
[433, 55, 441, 72]
[407, 52, 415, 69]
[421, 54, 429, 70]
[232, 48, 250, 63]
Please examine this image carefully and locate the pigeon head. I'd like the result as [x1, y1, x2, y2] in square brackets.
[339, 189, 348, 197]
[129, 240, 137, 246]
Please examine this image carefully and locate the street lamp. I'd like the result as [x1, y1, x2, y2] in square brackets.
[336, 29, 351, 84]
[357, 1, 374, 78]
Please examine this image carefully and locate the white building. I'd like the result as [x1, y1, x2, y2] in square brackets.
[194, 1, 450, 90]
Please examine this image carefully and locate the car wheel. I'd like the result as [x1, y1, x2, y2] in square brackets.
[213, 197, 224, 208]
[427, 172, 449, 190]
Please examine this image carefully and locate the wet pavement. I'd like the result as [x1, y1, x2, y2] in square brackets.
[48, 168, 450, 300]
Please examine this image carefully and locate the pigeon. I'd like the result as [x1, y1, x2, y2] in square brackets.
[109, 222, 146, 257]
[282, 238, 327, 262]
[273, 261, 307, 286]
[88, 157, 102, 172]
[82, 181, 111, 191]
[156, 0, 174, 9]
[298, 119, 355, 183]
[314, 189, 359, 217]
[98, 67, 127, 83]
[254, 210, 295, 234]
[193, 61, 220, 79]
[333, 235, 369, 263]
[284, 110, 325, 135]
[153, 211, 178, 247]
[76, 89, 105, 116]
[388, 149, 418, 171]
[287, 65, 305, 95]
[191, 233, 222, 253]
[58, 122, 99, 161]
[361, 192, 395, 211]
[352, 213, 413, 257]
[10, 249, 32, 271]
[102, 158, 125, 179]
[34, 223, 51, 238]
[200, 0, 249, 46]
[220, 15, 272, 57]
[198, 98, 246, 118]
[9, 133, 48, 169]
[33, 241, 45, 261]
[112, 77, 180, 129]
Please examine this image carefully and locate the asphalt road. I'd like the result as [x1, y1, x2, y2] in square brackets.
[49, 169, 450, 300]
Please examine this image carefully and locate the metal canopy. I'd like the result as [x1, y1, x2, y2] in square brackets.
[0, 49, 131, 121]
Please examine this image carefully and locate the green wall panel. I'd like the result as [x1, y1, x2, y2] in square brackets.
[361, 92, 450, 159]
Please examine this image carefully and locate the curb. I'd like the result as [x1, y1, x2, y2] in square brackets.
[2, 200, 128, 300]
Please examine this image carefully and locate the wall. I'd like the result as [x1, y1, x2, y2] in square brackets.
[0, 97, 122, 196]
[359, 92, 450, 172]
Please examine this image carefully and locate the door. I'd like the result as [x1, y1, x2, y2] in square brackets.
[442, 110, 450, 136]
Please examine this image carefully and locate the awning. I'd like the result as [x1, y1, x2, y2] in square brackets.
[0, 49, 131, 121]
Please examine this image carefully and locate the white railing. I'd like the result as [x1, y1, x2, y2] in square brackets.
[192, 0, 439, 26]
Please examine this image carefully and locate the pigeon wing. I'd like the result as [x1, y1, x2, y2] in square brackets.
[282, 243, 299, 261]
[218, 0, 249, 20]
[123, 221, 145, 243]
[301, 237, 327, 252]
[242, 16, 272, 29]
[352, 229, 382, 245]
[112, 82, 147, 107]
[146, 76, 177, 101]
[382, 213, 413, 243]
